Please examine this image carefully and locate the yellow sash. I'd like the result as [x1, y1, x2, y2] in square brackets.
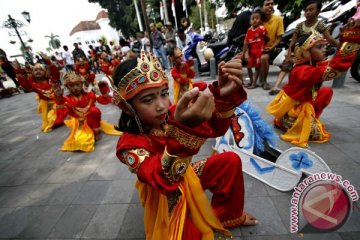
[136, 167, 231, 240]
[267, 90, 330, 147]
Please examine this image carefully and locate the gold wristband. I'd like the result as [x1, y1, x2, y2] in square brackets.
[340, 42, 359, 57]
[214, 102, 235, 112]
[162, 147, 191, 183]
[165, 125, 206, 149]
[214, 108, 235, 119]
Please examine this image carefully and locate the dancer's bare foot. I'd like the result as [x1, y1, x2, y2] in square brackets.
[242, 212, 258, 226]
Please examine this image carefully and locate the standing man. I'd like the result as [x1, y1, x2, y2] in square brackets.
[149, 22, 169, 70]
[98, 39, 111, 55]
[72, 43, 87, 62]
[260, 0, 284, 90]
[165, 22, 176, 53]
[62, 45, 74, 72]
[0, 48, 20, 88]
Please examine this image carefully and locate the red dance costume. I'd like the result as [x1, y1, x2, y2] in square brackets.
[74, 60, 95, 85]
[245, 25, 267, 68]
[267, 30, 359, 147]
[16, 62, 67, 132]
[100, 58, 119, 77]
[171, 59, 195, 104]
[55, 90, 101, 152]
[116, 82, 248, 239]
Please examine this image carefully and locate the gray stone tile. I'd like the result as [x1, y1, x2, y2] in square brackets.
[46, 182, 85, 205]
[337, 209, 360, 232]
[49, 205, 98, 238]
[307, 143, 355, 166]
[117, 203, 145, 239]
[72, 181, 112, 204]
[240, 197, 288, 236]
[327, 163, 360, 190]
[62, 164, 98, 183]
[102, 180, 136, 204]
[82, 204, 128, 239]
[243, 234, 292, 240]
[270, 195, 292, 233]
[0, 207, 15, 221]
[90, 162, 132, 181]
[0, 205, 66, 238]
[5, 152, 68, 170]
[339, 231, 360, 240]
[0, 185, 40, 207]
[244, 174, 269, 197]
[0, 168, 56, 186]
[265, 185, 292, 197]
[45, 163, 80, 184]
[20, 183, 62, 206]
[130, 189, 140, 203]
[290, 232, 343, 240]
[333, 143, 360, 164]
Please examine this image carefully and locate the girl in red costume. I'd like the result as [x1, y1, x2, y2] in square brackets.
[74, 57, 96, 87]
[14, 52, 67, 132]
[170, 47, 195, 104]
[99, 52, 118, 77]
[267, 28, 359, 147]
[52, 71, 121, 152]
[112, 50, 257, 240]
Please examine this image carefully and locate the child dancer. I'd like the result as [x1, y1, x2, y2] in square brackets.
[14, 52, 67, 132]
[267, 28, 359, 147]
[112, 50, 257, 239]
[170, 47, 195, 103]
[243, 7, 268, 89]
[269, 0, 339, 95]
[74, 57, 96, 88]
[53, 71, 120, 152]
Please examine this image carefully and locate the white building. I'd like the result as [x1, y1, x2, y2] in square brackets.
[69, 10, 120, 53]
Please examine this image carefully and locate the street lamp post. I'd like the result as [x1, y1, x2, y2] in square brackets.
[2, 12, 32, 63]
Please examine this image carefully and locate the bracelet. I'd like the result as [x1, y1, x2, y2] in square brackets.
[214, 108, 235, 119]
[161, 147, 191, 183]
[165, 125, 206, 149]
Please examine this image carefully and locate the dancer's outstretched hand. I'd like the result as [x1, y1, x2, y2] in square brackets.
[218, 57, 243, 98]
[175, 87, 214, 127]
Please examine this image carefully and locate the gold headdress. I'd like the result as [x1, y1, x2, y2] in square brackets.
[116, 50, 168, 101]
[63, 71, 84, 85]
[111, 50, 169, 134]
[294, 31, 327, 65]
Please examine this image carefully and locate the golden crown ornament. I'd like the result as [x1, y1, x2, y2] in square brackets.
[116, 50, 169, 101]
[294, 31, 327, 65]
[63, 71, 84, 85]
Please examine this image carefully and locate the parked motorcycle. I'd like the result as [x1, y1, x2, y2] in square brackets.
[183, 32, 229, 74]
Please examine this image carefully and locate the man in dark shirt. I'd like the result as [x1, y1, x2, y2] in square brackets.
[98, 39, 111, 55]
[149, 22, 169, 70]
[72, 43, 87, 62]
[227, 10, 252, 46]
[0, 49, 20, 87]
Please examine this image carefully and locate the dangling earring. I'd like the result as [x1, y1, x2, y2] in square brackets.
[134, 114, 144, 134]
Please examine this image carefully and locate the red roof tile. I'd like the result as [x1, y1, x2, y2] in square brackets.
[95, 10, 109, 21]
[70, 21, 101, 36]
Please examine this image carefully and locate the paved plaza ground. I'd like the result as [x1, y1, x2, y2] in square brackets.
[0, 67, 359, 239]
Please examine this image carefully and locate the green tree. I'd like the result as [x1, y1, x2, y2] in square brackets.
[89, 0, 139, 37]
[44, 33, 61, 50]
